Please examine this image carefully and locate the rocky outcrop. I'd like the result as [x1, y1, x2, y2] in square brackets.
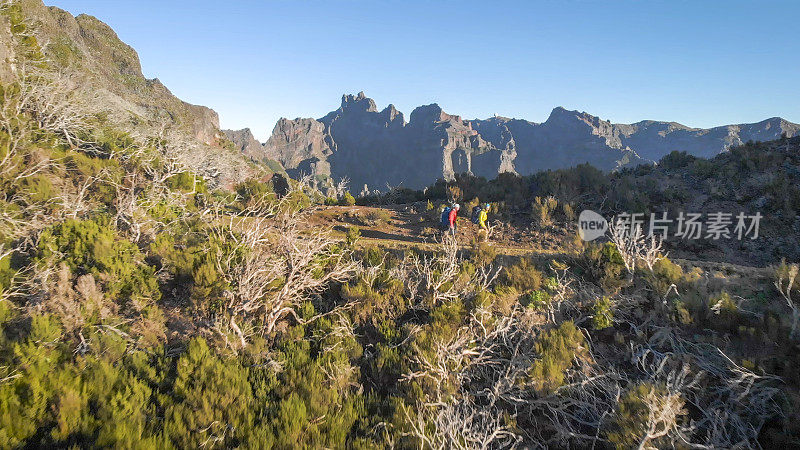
[232, 92, 798, 192]
[224, 128, 267, 161]
[267, 117, 331, 177]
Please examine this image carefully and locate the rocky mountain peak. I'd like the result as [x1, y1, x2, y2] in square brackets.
[409, 103, 447, 125]
[379, 104, 405, 128]
[340, 91, 377, 112]
[223, 128, 261, 159]
[546, 107, 606, 127]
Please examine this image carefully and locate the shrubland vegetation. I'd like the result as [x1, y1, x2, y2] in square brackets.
[2, 2, 800, 448]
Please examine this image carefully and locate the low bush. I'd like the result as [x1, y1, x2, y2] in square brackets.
[345, 226, 361, 246]
[235, 178, 273, 207]
[644, 256, 684, 299]
[37, 218, 160, 304]
[523, 290, 551, 310]
[532, 196, 558, 227]
[469, 241, 497, 267]
[607, 383, 685, 449]
[501, 258, 543, 293]
[530, 321, 586, 394]
[592, 296, 614, 330]
[359, 209, 391, 226]
[708, 291, 740, 332]
[340, 191, 356, 206]
[660, 150, 697, 170]
[166, 171, 203, 193]
[584, 242, 628, 293]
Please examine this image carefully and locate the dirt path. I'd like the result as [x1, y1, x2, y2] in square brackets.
[310, 204, 773, 278]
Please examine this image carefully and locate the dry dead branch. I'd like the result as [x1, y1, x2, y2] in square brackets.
[608, 220, 666, 274]
[207, 182, 357, 348]
[774, 261, 799, 338]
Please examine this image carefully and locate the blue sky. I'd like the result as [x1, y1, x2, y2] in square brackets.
[49, 0, 799, 141]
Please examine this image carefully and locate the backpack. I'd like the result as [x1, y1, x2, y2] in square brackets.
[471, 206, 482, 224]
[440, 207, 452, 227]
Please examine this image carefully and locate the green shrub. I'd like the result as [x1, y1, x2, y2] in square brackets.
[672, 300, 692, 325]
[584, 242, 628, 293]
[0, 313, 64, 446]
[355, 245, 388, 270]
[645, 256, 683, 295]
[360, 209, 391, 226]
[235, 178, 273, 206]
[345, 226, 361, 246]
[18, 174, 54, 203]
[532, 196, 558, 227]
[562, 202, 576, 222]
[543, 276, 559, 291]
[149, 228, 203, 280]
[91, 127, 136, 157]
[2, 3, 46, 62]
[708, 291, 740, 332]
[530, 321, 585, 394]
[592, 296, 614, 330]
[166, 171, 205, 193]
[502, 258, 542, 293]
[47, 37, 82, 67]
[691, 159, 716, 179]
[470, 241, 497, 267]
[660, 150, 696, 170]
[0, 314, 166, 448]
[165, 338, 255, 448]
[266, 329, 366, 448]
[0, 250, 14, 292]
[188, 240, 232, 313]
[523, 290, 551, 310]
[61, 152, 121, 205]
[340, 191, 356, 206]
[37, 218, 160, 303]
[606, 383, 685, 449]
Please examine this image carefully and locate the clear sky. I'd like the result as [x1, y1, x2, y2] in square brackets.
[48, 0, 800, 141]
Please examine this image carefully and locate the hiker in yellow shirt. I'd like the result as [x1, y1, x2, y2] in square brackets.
[472, 203, 490, 242]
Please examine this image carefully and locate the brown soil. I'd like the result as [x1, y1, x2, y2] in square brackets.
[310, 204, 582, 256]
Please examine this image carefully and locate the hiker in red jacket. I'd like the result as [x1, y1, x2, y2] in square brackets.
[448, 204, 460, 237]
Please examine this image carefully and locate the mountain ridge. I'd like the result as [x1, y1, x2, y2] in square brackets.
[224, 93, 799, 192]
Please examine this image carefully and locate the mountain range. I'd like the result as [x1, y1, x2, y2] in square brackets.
[225, 92, 800, 192]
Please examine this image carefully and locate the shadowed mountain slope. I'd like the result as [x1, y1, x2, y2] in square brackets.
[226, 93, 798, 192]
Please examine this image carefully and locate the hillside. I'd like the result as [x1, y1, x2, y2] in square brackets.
[0, 0, 272, 187]
[225, 92, 799, 192]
